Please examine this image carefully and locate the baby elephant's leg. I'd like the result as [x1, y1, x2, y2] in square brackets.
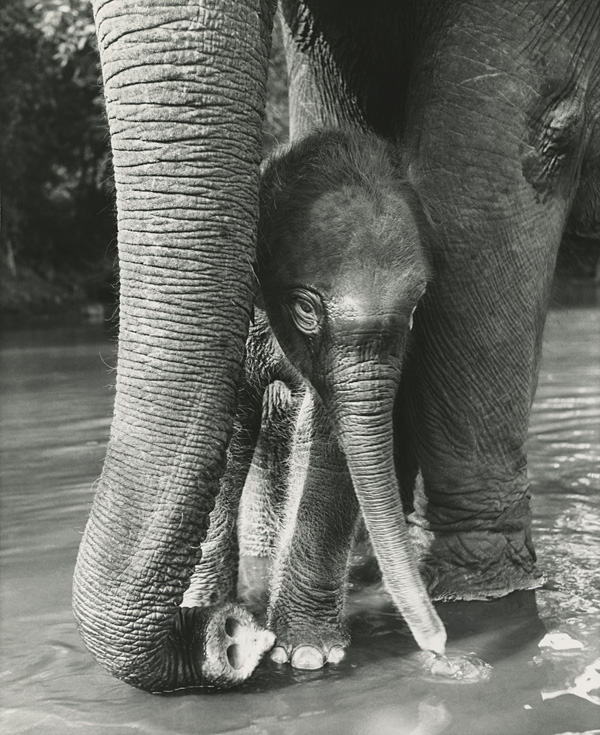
[268, 389, 359, 670]
[181, 414, 258, 609]
[238, 380, 299, 608]
[182, 349, 265, 609]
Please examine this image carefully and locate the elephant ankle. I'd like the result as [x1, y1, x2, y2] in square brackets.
[408, 523, 544, 602]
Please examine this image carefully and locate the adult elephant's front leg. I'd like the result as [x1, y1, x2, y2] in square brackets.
[399, 24, 580, 600]
[73, 0, 277, 691]
[400, 254, 548, 600]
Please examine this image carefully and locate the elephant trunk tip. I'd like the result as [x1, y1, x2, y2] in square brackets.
[415, 623, 447, 657]
[399, 592, 446, 656]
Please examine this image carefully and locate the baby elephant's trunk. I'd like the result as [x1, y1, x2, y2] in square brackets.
[331, 360, 446, 655]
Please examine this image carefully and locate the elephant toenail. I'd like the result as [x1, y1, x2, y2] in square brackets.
[270, 646, 289, 664]
[327, 645, 345, 664]
[291, 646, 325, 670]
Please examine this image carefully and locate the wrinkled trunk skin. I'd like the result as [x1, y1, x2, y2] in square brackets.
[330, 361, 446, 655]
[73, 0, 276, 691]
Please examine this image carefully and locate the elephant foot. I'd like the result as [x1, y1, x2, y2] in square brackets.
[408, 520, 544, 602]
[270, 641, 346, 670]
[268, 620, 348, 670]
[200, 603, 275, 686]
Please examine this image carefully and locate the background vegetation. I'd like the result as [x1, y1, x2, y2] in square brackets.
[0, 0, 288, 313]
[1, 0, 112, 309]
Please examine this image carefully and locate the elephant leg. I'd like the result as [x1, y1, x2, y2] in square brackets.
[181, 459, 245, 610]
[181, 375, 264, 610]
[239, 380, 297, 557]
[267, 389, 359, 670]
[278, 3, 368, 138]
[238, 379, 299, 608]
[399, 253, 553, 602]
[183, 312, 298, 610]
[393, 14, 587, 600]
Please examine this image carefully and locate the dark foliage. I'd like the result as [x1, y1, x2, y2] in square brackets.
[1, 0, 118, 309]
[3, 2, 588, 314]
[0, 2, 288, 312]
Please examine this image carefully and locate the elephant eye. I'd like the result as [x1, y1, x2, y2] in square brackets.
[288, 289, 323, 335]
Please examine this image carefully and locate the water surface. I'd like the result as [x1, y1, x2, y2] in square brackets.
[1, 304, 599, 735]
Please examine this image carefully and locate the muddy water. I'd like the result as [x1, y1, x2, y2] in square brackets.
[1, 301, 599, 735]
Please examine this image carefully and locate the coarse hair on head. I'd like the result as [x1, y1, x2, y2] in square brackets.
[257, 128, 433, 265]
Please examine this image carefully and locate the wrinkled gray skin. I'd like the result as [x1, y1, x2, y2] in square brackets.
[184, 129, 446, 672]
[73, 0, 600, 692]
[254, 129, 445, 669]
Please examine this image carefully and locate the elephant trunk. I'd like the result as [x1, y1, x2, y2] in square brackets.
[73, 0, 276, 691]
[331, 361, 446, 655]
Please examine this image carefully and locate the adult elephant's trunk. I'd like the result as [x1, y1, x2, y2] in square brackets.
[331, 360, 446, 655]
[73, 0, 276, 691]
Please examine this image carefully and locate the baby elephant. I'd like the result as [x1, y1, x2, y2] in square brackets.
[252, 129, 446, 669]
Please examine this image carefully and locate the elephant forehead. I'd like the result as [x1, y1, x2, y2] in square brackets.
[327, 265, 425, 322]
[306, 186, 420, 260]
[273, 187, 425, 286]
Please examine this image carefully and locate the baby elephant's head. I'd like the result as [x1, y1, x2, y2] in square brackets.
[256, 129, 432, 407]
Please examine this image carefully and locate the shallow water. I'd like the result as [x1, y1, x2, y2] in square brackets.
[1, 302, 599, 735]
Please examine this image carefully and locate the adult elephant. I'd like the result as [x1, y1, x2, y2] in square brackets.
[73, 0, 600, 692]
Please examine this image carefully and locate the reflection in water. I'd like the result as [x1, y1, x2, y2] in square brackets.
[349, 699, 452, 735]
[0, 307, 599, 735]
